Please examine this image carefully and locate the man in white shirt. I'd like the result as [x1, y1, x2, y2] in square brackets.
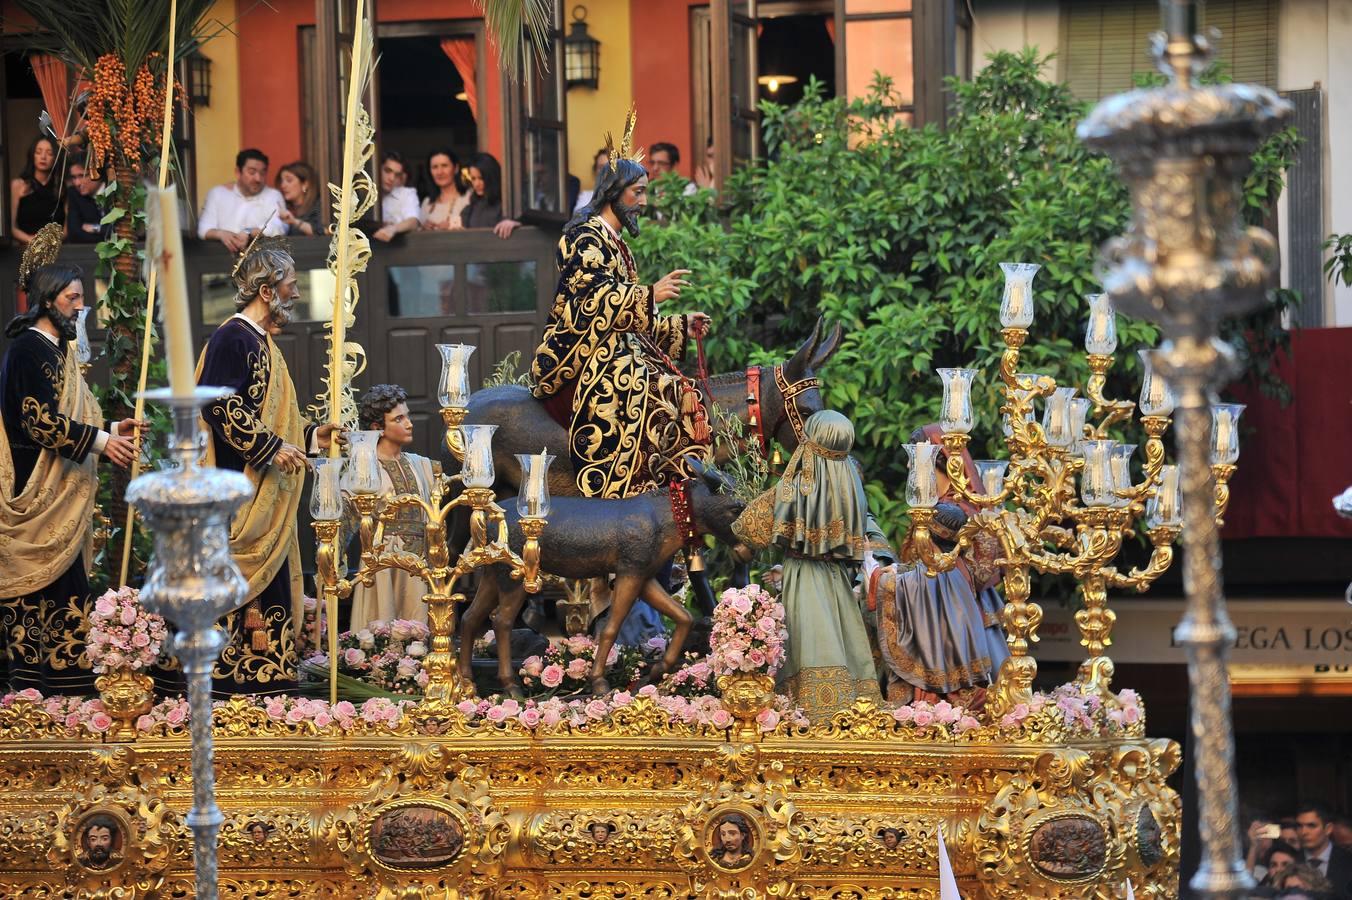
[374, 152, 420, 242]
[197, 148, 286, 253]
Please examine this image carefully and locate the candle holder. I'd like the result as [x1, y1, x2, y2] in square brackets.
[900, 263, 1225, 716]
[1079, 0, 1289, 892]
[437, 343, 475, 460]
[313, 415, 548, 708]
[124, 386, 254, 899]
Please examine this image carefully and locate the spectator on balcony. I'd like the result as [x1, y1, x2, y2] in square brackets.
[694, 137, 717, 191]
[572, 147, 609, 214]
[462, 153, 519, 239]
[649, 142, 698, 199]
[65, 155, 105, 245]
[373, 152, 420, 243]
[418, 148, 470, 231]
[276, 161, 321, 238]
[198, 148, 286, 253]
[10, 135, 64, 245]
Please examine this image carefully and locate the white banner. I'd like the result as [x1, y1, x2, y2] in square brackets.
[1035, 598, 1352, 666]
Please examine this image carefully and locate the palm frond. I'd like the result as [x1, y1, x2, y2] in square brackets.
[14, 0, 218, 74]
[474, 0, 555, 80]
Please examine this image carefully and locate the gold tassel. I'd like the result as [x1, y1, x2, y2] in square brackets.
[244, 601, 264, 632]
[681, 384, 700, 416]
[691, 410, 712, 443]
[251, 628, 270, 653]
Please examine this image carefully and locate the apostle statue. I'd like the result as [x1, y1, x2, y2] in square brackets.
[1, 249, 142, 694]
[530, 110, 712, 499]
[347, 383, 434, 630]
[197, 243, 341, 695]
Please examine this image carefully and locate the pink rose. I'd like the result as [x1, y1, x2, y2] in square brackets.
[710, 708, 733, 729]
[611, 691, 633, 707]
[456, 699, 479, 716]
[540, 664, 564, 689]
[519, 708, 542, 728]
[565, 658, 590, 680]
[637, 684, 658, 698]
[312, 711, 333, 728]
[94, 596, 117, 618]
[131, 632, 151, 648]
[912, 709, 934, 727]
[343, 647, 367, 667]
[165, 706, 187, 726]
[485, 705, 510, 723]
[333, 701, 356, 719]
[1122, 705, 1141, 724]
[120, 606, 138, 626]
[731, 595, 753, 615]
[541, 707, 563, 728]
[16, 688, 42, 703]
[136, 714, 155, 731]
[522, 656, 544, 678]
[957, 715, 980, 732]
[87, 712, 113, 733]
[892, 706, 915, 724]
[584, 699, 608, 720]
[756, 708, 781, 731]
[747, 649, 767, 668]
[285, 708, 307, 724]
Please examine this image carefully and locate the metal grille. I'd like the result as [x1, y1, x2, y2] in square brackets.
[1283, 87, 1325, 328]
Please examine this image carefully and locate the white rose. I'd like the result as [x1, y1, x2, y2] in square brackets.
[356, 629, 375, 649]
[406, 641, 427, 658]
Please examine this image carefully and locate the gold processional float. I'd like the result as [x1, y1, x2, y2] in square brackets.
[0, 0, 1289, 896]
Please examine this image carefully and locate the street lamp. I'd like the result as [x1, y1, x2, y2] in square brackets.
[564, 5, 600, 90]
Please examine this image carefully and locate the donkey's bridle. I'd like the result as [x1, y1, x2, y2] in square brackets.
[746, 365, 820, 454]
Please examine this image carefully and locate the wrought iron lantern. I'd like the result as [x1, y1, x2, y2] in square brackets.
[187, 51, 212, 107]
[564, 5, 600, 90]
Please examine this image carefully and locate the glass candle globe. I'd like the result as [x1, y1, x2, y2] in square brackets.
[1138, 349, 1176, 417]
[903, 442, 941, 509]
[1068, 397, 1092, 457]
[461, 424, 498, 489]
[1084, 292, 1118, 355]
[342, 430, 384, 495]
[310, 457, 346, 520]
[75, 307, 93, 366]
[1042, 387, 1078, 448]
[1079, 439, 1119, 507]
[975, 459, 1009, 498]
[1110, 443, 1136, 508]
[1210, 403, 1245, 465]
[1146, 464, 1183, 528]
[436, 343, 475, 408]
[516, 450, 555, 518]
[998, 262, 1041, 329]
[937, 367, 978, 434]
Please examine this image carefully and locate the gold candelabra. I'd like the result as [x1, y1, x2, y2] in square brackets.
[901, 265, 1240, 718]
[311, 343, 550, 708]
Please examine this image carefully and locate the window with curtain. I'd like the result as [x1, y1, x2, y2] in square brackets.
[1060, 0, 1278, 102]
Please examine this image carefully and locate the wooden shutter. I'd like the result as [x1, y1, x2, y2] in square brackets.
[1061, 0, 1278, 102]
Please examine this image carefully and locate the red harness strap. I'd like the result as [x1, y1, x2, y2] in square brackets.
[669, 478, 699, 551]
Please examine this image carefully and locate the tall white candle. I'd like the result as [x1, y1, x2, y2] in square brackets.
[529, 446, 548, 515]
[150, 186, 195, 396]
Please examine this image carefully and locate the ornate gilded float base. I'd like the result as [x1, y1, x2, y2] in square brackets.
[0, 699, 1179, 899]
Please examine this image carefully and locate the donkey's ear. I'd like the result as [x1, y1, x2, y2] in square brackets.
[784, 317, 824, 381]
[810, 321, 843, 371]
[683, 454, 708, 479]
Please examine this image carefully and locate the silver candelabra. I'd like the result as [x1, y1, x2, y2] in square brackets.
[125, 387, 253, 900]
[1079, 1, 1290, 896]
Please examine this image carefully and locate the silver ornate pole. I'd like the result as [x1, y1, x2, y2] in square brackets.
[126, 387, 252, 900]
[1079, 2, 1289, 897]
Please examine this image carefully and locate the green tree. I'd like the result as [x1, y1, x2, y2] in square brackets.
[633, 50, 1297, 548]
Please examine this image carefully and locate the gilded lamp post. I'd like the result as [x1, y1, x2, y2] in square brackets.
[901, 262, 1238, 721]
[1077, 0, 1289, 895]
[311, 343, 548, 708]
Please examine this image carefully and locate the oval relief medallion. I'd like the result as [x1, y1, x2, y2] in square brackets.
[1028, 815, 1107, 879]
[369, 804, 465, 870]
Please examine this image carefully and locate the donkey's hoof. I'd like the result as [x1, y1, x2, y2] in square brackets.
[500, 680, 525, 701]
[589, 676, 611, 696]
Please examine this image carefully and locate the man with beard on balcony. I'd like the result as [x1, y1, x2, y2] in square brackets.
[197, 242, 342, 695]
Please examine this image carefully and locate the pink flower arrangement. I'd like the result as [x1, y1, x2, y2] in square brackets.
[890, 698, 982, 735]
[708, 584, 787, 678]
[996, 683, 1146, 735]
[301, 618, 430, 695]
[1, 689, 412, 736]
[86, 587, 168, 673]
[517, 634, 651, 697]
